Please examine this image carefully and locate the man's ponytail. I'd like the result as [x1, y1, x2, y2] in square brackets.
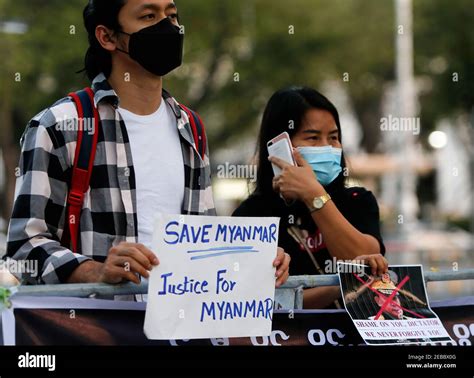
[82, 0, 126, 81]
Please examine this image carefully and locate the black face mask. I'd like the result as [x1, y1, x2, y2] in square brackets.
[117, 17, 184, 77]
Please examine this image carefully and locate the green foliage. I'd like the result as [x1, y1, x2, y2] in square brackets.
[414, 0, 474, 138]
[1, 0, 88, 141]
[1, 0, 472, 150]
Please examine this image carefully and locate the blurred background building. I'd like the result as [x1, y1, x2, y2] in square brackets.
[0, 0, 472, 299]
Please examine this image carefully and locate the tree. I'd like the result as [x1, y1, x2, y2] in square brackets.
[0, 0, 472, 228]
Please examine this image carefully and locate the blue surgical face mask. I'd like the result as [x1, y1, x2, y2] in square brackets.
[297, 146, 343, 186]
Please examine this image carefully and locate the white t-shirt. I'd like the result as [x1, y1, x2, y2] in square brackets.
[118, 99, 185, 249]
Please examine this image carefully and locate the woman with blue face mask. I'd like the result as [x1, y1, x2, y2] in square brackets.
[232, 87, 388, 309]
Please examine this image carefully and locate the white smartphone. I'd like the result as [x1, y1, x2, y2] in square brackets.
[267, 132, 296, 176]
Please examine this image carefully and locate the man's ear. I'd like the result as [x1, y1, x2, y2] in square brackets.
[95, 25, 119, 52]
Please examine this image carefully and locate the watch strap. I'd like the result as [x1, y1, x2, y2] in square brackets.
[309, 193, 331, 213]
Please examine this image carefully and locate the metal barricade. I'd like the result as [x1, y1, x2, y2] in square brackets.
[10, 269, 474, 309]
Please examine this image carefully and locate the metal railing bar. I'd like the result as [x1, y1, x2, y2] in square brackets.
[9, 269, 474, 298]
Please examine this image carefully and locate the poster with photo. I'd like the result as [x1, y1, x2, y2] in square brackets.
[338, 263, 453, 345]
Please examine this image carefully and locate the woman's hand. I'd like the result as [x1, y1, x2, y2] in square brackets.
[355, 254, 388, 276]
[269, 149, 325, 204]
[273, 247, 291, 287]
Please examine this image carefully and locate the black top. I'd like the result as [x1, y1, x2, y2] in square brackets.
[232, 173, 386, 277]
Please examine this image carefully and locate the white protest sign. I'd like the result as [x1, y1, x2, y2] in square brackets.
[144, 214, 280, 340]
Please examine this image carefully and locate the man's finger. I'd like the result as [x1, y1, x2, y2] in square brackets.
[103, 265, 141, 285]
[134, 243, 160, 265]
[118, 243, 159, 266]
[112, 256, 150, 279]
[121, 271, 141, 285]
[115, 247, 153, 270]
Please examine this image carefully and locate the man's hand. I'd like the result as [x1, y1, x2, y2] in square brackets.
[67, 242, 159, 284]
[273, 247, 291, 287]
[98, 243, 159, 284]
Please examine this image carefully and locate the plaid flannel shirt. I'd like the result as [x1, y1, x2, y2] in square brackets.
[6, 73, 216, 285]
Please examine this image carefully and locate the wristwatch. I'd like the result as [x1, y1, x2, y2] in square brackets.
[308, 193, 332, 213]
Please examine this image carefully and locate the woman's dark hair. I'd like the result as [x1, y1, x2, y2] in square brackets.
[82, 0, 127, 81]
[254, 86, 346, 196]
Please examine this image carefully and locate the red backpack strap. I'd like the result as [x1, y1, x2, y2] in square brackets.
[61, 87, 99, 253]
[180, 104, 207, 160]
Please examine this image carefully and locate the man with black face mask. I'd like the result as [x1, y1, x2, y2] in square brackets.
[6, 0, 291, 289]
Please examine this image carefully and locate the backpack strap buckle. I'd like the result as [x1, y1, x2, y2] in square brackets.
[67, 191, 84, 207]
